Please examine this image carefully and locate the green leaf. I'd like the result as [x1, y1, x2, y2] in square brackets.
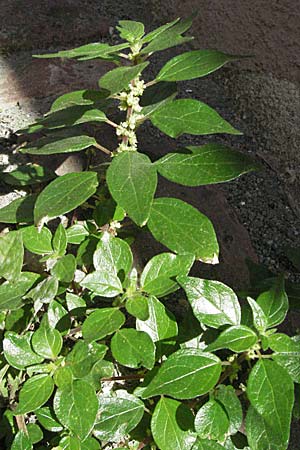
[94, 390, 144, 441]
[256, 276, 289, 328]
[54, 365, 74, 388]
[82, 308, 125, 342]
[2, 164, 55, 187]
[11, 431, 33, 450]
[214, 385, 243, 435]
[142, 18, 180, 43]
[22, 225, 53, 255]
[0, 272, 39, 311]
[59, 435, 81, 450]
[52, 223, 67, 256]
[51, 254, 76, 283]
[111, 328, 155, 369]
[107, 151, 157, 226]
[192, 439, 224, 450]
[93, 232, 133, 276]
[34, 42, 129, 60]
[99, 62, 149, 95]
[66, 341, 94, 379]
[0, 231, 23, 281]
[246, 406, 284, 450]
[141, 18, 194, 55]
[157, 50, 238, 82]
[80, 270, 123, 297]
[194, 399, 229, 441]
[47, 300, 70, 333]
[49, 89, 109, 113]
[54, 379, 98, 441]
[151, 397, 196, 450]
[247, 359, 294, 448]
[125, 295, 149, 320]
[141, 252, 194, 297]
[178, 276, 241, 328]
[66, 223, 89, 244]
[136, 295, 178, 351]
[39, 106, 107, 130]
[206, 325, 257, 352]
[15, 374, 54, 414]
[26, 276, 58, 305]
[3, 331, 43, 369]
[81, 437, 101, 450]
[151, 99, 241, 138]
[140, 81, 177, 117]
[21, 133, 96, 155]
[34, 172, 98, 226]
[156, 144, 258, 186]
[142, 348, 221, 399]
[247, 297, 268, 332]
[35, 406, 63, 432]
[0, 194, 36, 224]
[148, 198, 219, 263]
[27, 423, 43, 444]
[32, 325, 62, 359]
[117, 20, 145, 42]
[66, 292, 86, 314]
[269, 333, 300, 383]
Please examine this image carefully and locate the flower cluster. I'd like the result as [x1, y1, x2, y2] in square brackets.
[116, 77, 145, 152]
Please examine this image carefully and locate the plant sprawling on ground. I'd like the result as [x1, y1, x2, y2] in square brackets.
[0, 17, 298, 450]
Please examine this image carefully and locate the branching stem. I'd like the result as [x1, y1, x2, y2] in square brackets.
[15, 415, 28, 435]
[93, 142, 112, 155]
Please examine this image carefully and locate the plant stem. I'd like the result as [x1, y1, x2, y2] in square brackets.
[93, 142, 112, 155]
[145, 79, 157, 88]
[106, 119, 118, 128]
[15, 415, 28, 435]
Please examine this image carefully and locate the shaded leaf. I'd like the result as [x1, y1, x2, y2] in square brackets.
[34, 42, 129, 60]
[34, 171, 98, 225]
[269, 333, 300, 383]
[151, 397, 196, 450]
[51, 254, 76, 283]
[107, 151, 157, 226]
[99, 62, 149, 95]
[136, 295, 178, 351]
[247, 359, 294, 449]
[151, 99, 241, 138]
[0, 272, 39, 311]
[141, 81, 177, 117]
[94, 232, 133, 275]
[94, 390, 144, 441]
[178, 276, 241, 328]
[0, 194, 36, 224]
[3, 331, 43, 369]
[148, 198, 219, 263]
[141, 252, 194, 297]
[195, 399, 229, 441]
[256, 276, 289, 328]
[214, 385, 243, 435]
[39, 106, 107, 130]
[80, 270, 123, 297]
[2, 164, 55, 186]
[142, 348, 221, 399]
[125, 295, 149, 320]
[0, 231, 23, 281]
[15, 374, 54, 414]
[35, 406, 63, 432]
[82, 308, 125, 342]
[49, 89, 109, 113]
[54, 379, 98, 440]
[111, 328, 155, 369]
